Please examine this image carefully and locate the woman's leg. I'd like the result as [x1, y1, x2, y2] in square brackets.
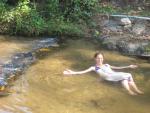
[121, 80, 137, 95]
[128, 81, 143, 94]
[127, 73, 143, 94]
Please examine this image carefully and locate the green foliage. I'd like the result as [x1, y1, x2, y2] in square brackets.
[0, 1, 6, 14]
[60, 0, 99, 21]
[139, 10, 150, 17]
[0, 1, 7, 20]
[97, 4, 117, 14]
[47, 19, 84, 36]
[0, 0, 98, 36]
[93, 29, 100, 38]
[14, 10, 46, 36]
[44, 0, 59, 18]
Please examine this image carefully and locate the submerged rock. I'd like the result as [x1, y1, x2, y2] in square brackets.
[32, 38, 59, 51]
[0, 78, 7, 86]
[0, 38, 59, 88]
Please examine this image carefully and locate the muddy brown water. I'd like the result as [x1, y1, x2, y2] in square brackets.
[0, 35, 150, 113]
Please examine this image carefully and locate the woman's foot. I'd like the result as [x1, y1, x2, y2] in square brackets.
[136, 89, 144, 94]
[128, 82, 144, 95]
[128, 90, 137, 95]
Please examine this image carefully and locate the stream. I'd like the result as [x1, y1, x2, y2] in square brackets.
[0, 35, 150, 113]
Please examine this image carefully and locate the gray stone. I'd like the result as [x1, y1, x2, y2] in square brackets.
[120, 18, 132, 26]
[132, 24, 146, 35]
[0, 38, 59, 87]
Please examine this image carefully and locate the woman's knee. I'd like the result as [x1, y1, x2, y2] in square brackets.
[121, 79, 128, 84]
[127, 73, 134, 81]
[127, 73, 132, 76]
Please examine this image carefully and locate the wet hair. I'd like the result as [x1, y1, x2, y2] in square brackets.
[94, 51, 103, 58]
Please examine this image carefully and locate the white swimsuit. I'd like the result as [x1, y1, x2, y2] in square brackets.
[95, 64, 133, 82]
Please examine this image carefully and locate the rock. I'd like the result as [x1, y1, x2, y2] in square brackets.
[103, 19, 123, 34]
[128, 43, 148, 55]
[137, 7, 142, 11]
[100, 20, 109, 27]
[0, 38, 59, 87]
[0, 78, 7, 86]
[132, 23, 146, 35]
[136, 46, 145, 55]
[98, 14, 150, 59]
[116, 41, 129, 53]
[32, 38, 59, 50]
[101, 37, 118, 50]
[108, 26, 118, 32]
[120, 18, 132, 26]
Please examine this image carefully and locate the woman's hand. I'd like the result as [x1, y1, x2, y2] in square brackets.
[129, 65, 138, 69]
[63, 69, 75, 75]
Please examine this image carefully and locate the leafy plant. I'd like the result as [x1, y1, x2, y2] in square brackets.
[47, 19, 84, 37]
[97, 4, 117, 14]
[0, 0, 111, 37]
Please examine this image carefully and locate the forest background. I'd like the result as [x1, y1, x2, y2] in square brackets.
[0, 0, 149, 37]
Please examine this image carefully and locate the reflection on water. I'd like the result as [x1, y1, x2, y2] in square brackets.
[0, 36, 150, 113]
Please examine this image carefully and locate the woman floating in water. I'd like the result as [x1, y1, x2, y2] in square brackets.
[63, 52, 143, 95]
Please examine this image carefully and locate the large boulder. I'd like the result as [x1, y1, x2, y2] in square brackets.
[97, 15, 150, 59]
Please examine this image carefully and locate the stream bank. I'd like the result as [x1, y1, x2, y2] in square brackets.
[93, 14, 150, 60]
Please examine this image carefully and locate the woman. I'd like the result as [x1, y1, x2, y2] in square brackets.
[63, 52, 143, 95]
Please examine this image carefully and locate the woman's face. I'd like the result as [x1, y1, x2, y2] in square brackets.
[95, 54, 103, 64]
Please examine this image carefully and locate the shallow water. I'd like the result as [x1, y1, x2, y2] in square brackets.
[0, 36, 150, 113]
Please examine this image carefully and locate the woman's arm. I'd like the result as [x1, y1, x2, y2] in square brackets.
[110, 64, 137, 70]
[63, 66, 95, 75]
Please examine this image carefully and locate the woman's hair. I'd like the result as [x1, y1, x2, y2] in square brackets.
[94, 51, 103, 58]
